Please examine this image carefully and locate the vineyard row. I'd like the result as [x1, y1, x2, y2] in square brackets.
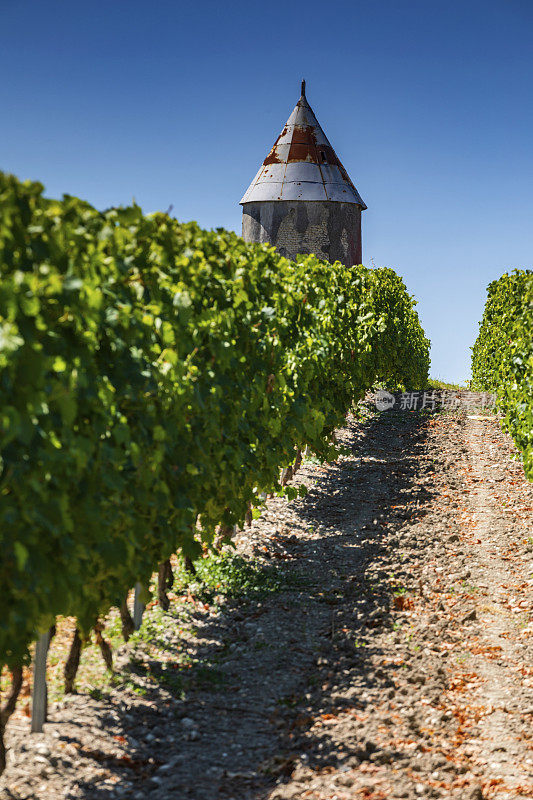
[471, 269, 533, 479]
[0, 171, 430, 769]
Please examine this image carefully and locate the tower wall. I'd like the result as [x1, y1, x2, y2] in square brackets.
[242, 201, 362, 266]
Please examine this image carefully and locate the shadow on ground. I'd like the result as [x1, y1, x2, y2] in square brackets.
[52, 406, 437, 800]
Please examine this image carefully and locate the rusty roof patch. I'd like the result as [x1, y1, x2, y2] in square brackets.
[263, 148, 283, 165]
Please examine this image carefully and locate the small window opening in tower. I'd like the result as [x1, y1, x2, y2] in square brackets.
[320, 150, 327, 163]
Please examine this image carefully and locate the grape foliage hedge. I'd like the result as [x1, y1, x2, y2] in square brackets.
[0, 171, 429, 671]
[472, 269, 532, 479]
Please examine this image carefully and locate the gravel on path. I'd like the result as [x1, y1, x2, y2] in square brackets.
[1, 396, 531, 800]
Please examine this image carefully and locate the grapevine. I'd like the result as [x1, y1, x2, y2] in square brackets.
[472, 270, 533, 479]
[0, 172, 429, 756]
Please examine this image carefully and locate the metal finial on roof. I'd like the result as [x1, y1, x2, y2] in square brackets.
[301, 79, 306, 98]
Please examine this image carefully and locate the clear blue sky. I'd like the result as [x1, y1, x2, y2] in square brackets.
[2, 0, 532, 383]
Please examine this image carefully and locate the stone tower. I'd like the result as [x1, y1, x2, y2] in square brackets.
[240, 81, 366, 266]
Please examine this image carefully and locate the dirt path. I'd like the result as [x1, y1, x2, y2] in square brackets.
[458, 418, 533, 797]
[1, 398, 532, 800]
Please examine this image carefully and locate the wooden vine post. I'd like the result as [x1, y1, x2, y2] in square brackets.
[133, 583, 145, 630]
[281, 447, 302, 486]
[31, 630, 51, 733]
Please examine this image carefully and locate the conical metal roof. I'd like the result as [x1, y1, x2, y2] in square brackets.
[240, 81, 366, 207]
